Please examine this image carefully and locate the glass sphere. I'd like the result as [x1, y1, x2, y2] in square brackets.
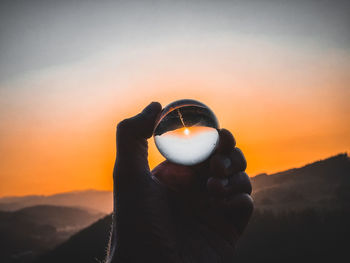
[153, 99, 219, 166]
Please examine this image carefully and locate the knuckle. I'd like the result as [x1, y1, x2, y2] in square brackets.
[229, 172, 252, 195]
[241, 172, 252, 195]
[242, 194, 254, 215]
[230, 147, 247, 172]
[245, 180, 252, 195]
[218, 129, 236, 152]
[116, 119, 131, 133]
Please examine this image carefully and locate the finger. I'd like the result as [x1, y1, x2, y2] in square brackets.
[112, 102, 162, 252]
[116, 102, 162, 173]
[198, 193, 253, 245]
[229, 147, 247, 174]
[209, 147, 246, 179]
[216, 129, 236, 154]
[222, 193, 254, 235]
[207, 171, 252, 197]
[207, 176, 230, 196]
[117, 101, 162, 140]
[227, 172, 252, 195]
[210, 154, 232, 178]
[229, 171, 252, 195]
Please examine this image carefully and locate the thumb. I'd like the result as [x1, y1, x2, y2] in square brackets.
[116, 102, 162, 174]
[112, 102, 164, 259]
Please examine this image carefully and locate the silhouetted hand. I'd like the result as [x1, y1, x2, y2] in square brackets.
[107, 102, 253, 263]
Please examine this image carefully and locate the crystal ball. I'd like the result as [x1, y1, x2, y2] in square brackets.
[153, 99, 219, 166]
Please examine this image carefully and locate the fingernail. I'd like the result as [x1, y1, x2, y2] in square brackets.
[219, 178, 229, 187]
[143, 102, 161, 116]
[222, 157, 231, 169]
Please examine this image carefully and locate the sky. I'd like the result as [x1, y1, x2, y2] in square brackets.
[0, 0, 349, 197]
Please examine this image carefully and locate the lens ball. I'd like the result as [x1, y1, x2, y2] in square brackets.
[153, 99, 219, 166]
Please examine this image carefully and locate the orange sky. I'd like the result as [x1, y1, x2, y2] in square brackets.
[0, 1, 349, 197]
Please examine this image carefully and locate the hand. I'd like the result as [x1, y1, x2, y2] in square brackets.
[107, 102, 253, 263]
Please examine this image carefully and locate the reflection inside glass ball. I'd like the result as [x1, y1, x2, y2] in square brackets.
[153, 99, 219, 166]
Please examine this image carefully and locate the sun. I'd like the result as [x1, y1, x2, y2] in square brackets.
[184, 128, 190, 135]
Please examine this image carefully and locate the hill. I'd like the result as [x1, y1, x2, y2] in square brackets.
[251, 153, 350, 211]
[0, 205, 105, 263]
[36, 215, 112, 263]
[35, 153, 350, 263]
[0, 190, 113, 213]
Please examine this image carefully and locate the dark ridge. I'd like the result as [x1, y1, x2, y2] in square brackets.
[0, 190, 113, 213]
[36, 215, 112, 263]
[34, 153, 350, 263]
[251, 153, 350, 212]
[0, 205, 105, 263]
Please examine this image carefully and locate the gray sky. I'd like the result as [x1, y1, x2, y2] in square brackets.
[1, 0, 349, 81]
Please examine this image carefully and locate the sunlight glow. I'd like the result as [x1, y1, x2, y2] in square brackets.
[184, 128, 190, 135]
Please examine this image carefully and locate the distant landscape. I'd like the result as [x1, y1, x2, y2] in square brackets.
[0, 205, 105, 263]
[0, 190, 113, 214]
[0, 153, 349, 263]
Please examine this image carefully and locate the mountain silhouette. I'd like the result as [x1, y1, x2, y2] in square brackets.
[0, 205, 105, 263]
[34, 153, 350, 263]
[36, 215, 112, 263]
[252, 153, 350, 211]
[0, 190, 113, 214]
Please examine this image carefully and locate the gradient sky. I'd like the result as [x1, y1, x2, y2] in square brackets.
[0, 0, 349, 197]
